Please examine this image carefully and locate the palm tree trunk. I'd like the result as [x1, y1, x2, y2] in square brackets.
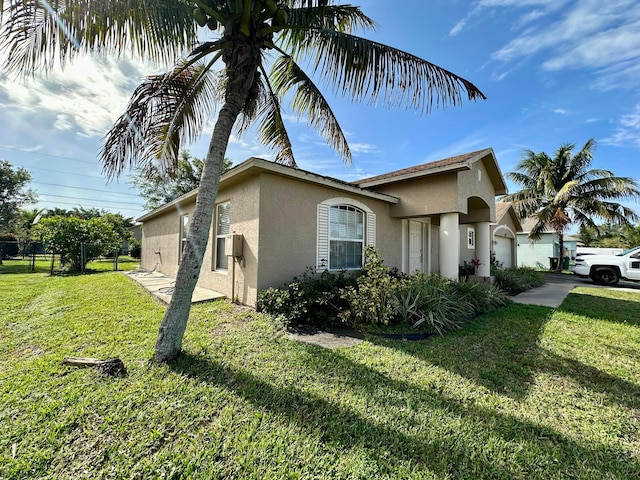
[153, 88, 248, 363]
[556, 229, 564, 272]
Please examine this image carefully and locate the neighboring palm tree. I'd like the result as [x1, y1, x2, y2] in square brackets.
[1, 0, 487, 362]
[502, 139, 640, 271]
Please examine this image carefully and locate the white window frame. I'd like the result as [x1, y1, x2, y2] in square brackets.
[317, 197, 375, 270]
[467, 227, 476, 249]
[214, 201, 230, 271]
[179, 214, 189, 263]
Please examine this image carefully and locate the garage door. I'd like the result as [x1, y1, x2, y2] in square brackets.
[494, 236, 513, 268]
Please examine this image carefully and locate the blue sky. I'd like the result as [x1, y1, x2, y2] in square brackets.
[1, 0, 639, 222]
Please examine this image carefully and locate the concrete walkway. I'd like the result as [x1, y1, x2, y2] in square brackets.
[124, 270, 225, 304]
[511, 273, 579, 307]
[512, 272, 640, 307]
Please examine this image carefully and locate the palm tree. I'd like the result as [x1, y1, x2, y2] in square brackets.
[502, 139, 640, 271]
[2, 0, 487, 362]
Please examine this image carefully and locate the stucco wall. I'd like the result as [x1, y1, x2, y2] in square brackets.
[140, 177, 261, 306]
[458, 224, 477, 264]
[430, 224, 440, 273]
[140, 170, 402, 307]
[372, 174, 459, 218]
[256, 173, 401, 293]
[491, 213, 519, 267]
[457, 161, 496, 219]
[200, 176, 261, 305]
[517, 233, 556, 268]
[140, 201, 192, 278]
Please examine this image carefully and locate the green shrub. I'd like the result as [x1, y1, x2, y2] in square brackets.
[339, 247, 400, 327]
[0, 233, 19, 258]
[493, 267, 545, 295]
[451, 278, 510, 313]
[259, 248, 514, 336]
[257, 268, 355, 327]
[128, 239, 142, 258]
[403, 276, 474, 335]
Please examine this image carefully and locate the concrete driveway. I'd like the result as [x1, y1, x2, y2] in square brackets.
[512, 272, 640, 308]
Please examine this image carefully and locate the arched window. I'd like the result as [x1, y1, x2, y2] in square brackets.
[317, 198, 375, 270]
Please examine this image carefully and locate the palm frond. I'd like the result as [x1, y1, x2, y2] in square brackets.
[253, 65, 296, 166]
[271, 54, 351, 163]
[283, 4, 376, 36]
[283, 28, 485, 114]
[566, 138, 595, 179]
[575, 176, 640, 200]
[101, 60, 219, 179]
[1, 0, 196, 74]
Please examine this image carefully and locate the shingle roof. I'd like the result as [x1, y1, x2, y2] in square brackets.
[495, 201, 511, 221]
[352, 148, 492, 186]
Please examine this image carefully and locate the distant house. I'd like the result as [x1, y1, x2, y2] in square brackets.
[138, 148, 512, 306]
[516, 217, 579, 269]
[491, 202, 522, 268]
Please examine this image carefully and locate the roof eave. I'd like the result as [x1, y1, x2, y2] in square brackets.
[137, 157, 399, 223]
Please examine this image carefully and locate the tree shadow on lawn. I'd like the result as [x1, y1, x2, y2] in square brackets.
[366, 304, 551, 400]
[369, 299, 640, 408]
[560, 288, 640, 328]
[170, 349, 639, 478]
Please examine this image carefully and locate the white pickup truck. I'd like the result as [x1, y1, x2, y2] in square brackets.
[571, 246, 640, 285]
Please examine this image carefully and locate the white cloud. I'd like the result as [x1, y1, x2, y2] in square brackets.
[350, 142, 380, 155]
[449, 19, 467, 37]
[53, 114, 75, 131]
[553, 109, 569, 115]
[489, 0, 640, 87]
[602, 103, 640, 148]
[451, 0, 568, 37]
[1, 55, 159, 139]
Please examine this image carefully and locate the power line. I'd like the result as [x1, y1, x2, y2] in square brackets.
[0, 145, 99, 165]
[32, 181, 141, 197]
[34, 199, 143, 213]
[19, 165, 106, 180]
[39, 193, 144, 206]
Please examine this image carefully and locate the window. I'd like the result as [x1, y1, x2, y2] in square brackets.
[329, 205, 364, 269]
[215, 201, 230, 270]
[467, 227, 475, 249]
[317, 198, 375, 270]
[180, 214, 189, 262]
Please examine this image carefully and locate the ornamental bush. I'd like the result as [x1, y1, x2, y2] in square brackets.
[339, 246, 402, 327]
[493, 267, 544, 295]
[257, 267, 356, 327]
[32, 216, 122, 272]
[259, 247, 512, 335]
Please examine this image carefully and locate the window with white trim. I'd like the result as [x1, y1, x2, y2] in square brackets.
[215, 201, 230, 270]
[467, 227, 475, 249]
[330, 205, 364, 269]
[179, 214, 189, 262]
[317, 198, 375, 270]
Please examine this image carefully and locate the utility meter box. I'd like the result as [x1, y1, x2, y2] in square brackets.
[225, 233, 243, 257]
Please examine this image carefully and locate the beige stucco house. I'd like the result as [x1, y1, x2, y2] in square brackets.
[490, 202, 522, 268]
[137, 148, 510, 306]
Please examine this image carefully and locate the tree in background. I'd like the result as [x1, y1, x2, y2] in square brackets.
[3, 1, 486, 362]
[32, 216, 122, 272]
[503, 139, 640, 271]
[0, 160, 36, 264]
[0, 160, 36, 233]
[578, 222, 640, 249]
[130, 151, 233, 211]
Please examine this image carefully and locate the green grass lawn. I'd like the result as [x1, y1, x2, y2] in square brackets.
[0, 256, 140, 275]
[1, 268, 639, 479]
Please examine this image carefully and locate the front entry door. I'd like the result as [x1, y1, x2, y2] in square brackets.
[409, 220, 424, 273]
